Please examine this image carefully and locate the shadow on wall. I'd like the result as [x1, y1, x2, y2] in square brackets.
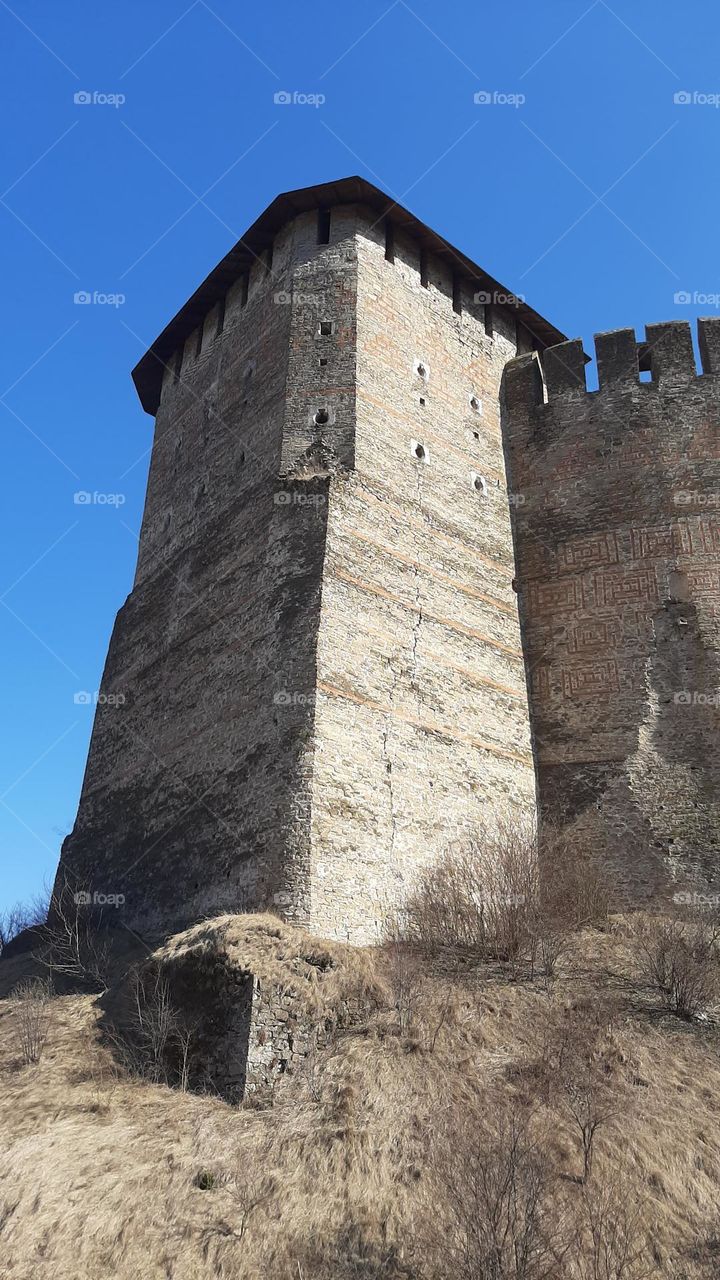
[633, 594, 720, 886]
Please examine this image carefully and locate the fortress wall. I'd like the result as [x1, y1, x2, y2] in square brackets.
[501, 321, 720, 900]
[309, 209, 535, 942]
[57, 213, 361, 938]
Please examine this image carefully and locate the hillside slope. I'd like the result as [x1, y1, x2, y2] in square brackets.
[1, 914, 720, 1278]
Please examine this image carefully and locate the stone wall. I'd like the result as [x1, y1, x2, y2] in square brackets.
[501, 320, 720, 901]
[158, 960, 335, 1104]
[308, 207, 535, 941]
[119, 915, 381, 1103]
[57, 212, 356, 936]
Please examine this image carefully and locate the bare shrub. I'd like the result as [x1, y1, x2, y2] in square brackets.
[294, 1231, 415, 1280]
[552, 1007, 620, 1184]
[11, 977, 52, 1064]
[423, 1104, 570, 1279]
[109, 966, 196, 1089]
[573, 1179, 656, 1279]
[403, 818, 610, 972]
[382, 924, 424, 1036]
[0, 888, 49, 954]
[403, 817, 539, 962]
[538, 826, 612, 931]
[36, 876, 112, 992]
[200, 1171, 275, 1253]
[562, 1072, 615, 1185]
[526, 910, 571, 985]
[632, 914, 720, 1019]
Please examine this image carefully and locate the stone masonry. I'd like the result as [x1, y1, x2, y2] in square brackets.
[501, 321, 720, 902]
[57, 177, 563, 943]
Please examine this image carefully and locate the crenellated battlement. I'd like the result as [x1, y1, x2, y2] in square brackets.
[503, 318, 720, 412]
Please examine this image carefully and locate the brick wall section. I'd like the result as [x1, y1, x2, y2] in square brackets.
[309, 208, 535, 942]
[131, 917, 382, 1103]
[501, 320, 720, 900]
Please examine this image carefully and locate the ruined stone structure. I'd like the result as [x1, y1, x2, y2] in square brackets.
[57, 177, 720, 940]
[501, 321, 720, 901]
[59, 177, 565, 943]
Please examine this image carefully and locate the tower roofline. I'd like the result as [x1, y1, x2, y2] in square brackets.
[131, 175, 569, 415]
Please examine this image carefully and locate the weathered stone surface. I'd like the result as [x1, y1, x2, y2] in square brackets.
[309, 216, 536, 941]
[501, 321, 720, 901]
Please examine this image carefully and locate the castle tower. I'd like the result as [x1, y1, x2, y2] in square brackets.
[57, 177, 566, 943]
[501, 321, 720, 901]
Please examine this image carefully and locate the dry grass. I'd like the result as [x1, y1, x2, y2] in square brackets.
[1, 911, 720, 1278]
[155, 911, 388, 1020]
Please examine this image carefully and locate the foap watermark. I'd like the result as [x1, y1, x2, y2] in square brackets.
[673, 891, 720, 909]
[673, 690, 720, 707]
[74, 690, 126, 707]
[674, 90, 720, 108]
[74, 890, 125, 907]
[474, 288, 526, 305]
[274, 89, 325, 108]
[74, 90, 126, 108]
[74, 290, 126, 307]
[471, 891, 527, 909]
[274, 290, 326, 308]
[273, 690, 316, 707]
[674, 290, 720, 308]
[274, 490, 326, 508]
[74, 490, 126, 506]
[273, 890, 294, 907]
[473, 90, 525, 108]
[674, 490, 720, 508]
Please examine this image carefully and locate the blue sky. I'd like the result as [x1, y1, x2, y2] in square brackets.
[1, 0, 718, 911]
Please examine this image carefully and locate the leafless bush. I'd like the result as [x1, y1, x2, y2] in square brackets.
[198, 1170, 276, 1260]
[402, 817, 539, 962]
[382, 925, 424, 1036]
[526, 911, 571, 985]
[402, 818, 611, 972]
[36, 876, 112, 992]
[538, 826, 612, 931]
[293, 1235, 415, 1280]
[553, 1007, 620, 1184]
[108, 965, 196, 1089]
[573, 1180, 655, 1279]
[563, 1074, 615, 1185]
[632, 914, 720, 1019]
[0, 888, 49, 954]
[423, 1105, 569, 1280]
[11, 977, 53, 1064]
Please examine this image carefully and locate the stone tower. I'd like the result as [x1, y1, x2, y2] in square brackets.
[501, 320, 720, 902]
[57, 176, 565, 943]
